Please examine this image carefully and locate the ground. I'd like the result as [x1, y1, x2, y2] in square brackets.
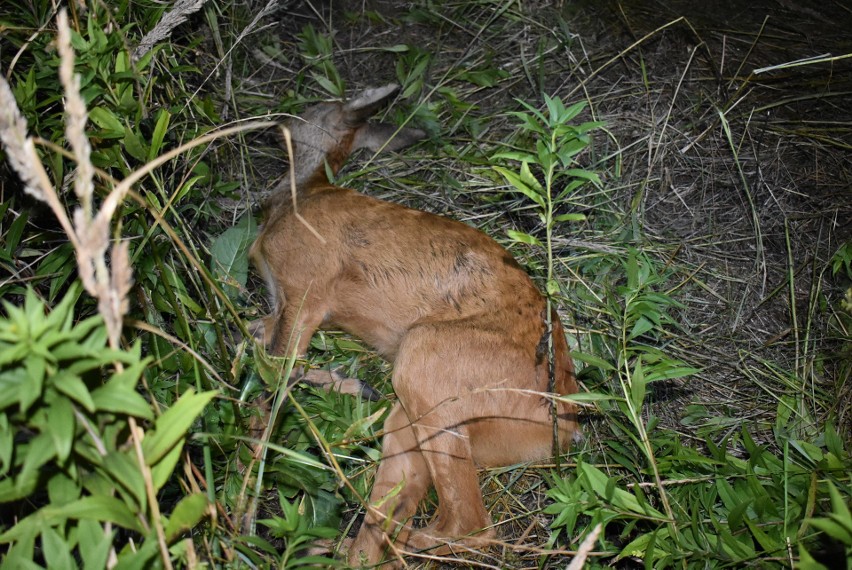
[212, 0, 851, 566]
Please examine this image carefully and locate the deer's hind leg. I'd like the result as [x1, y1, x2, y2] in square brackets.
[349, 403, 431, 567]
[389, 326, 496, 556]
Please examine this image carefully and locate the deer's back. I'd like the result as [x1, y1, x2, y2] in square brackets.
[258, 186, 547, 359]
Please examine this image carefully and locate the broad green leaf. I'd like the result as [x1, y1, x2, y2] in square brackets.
[18, 432, 56, 493]
[5, 208, 28, 254]
[797, 546, 831, 570]
[629, 359, 646, 411]
[578, 462, 665, 519]
[164, 493, 210, 542]
[211, 214, 257, 293]
[109, 356, 151, 391]
[0, 413, 12, 472]
[47, 472, 80, 507]
[491, 150, 537, 163]
[78, 519, 113, 570]
[570, 351, 616, 371]
[55, 496, 143, 532]
[823, 423, 845, 458]
[91, 380, 154, 420]
[493, 164, 546, 208]
[305, 489, 344, 529]
[46, 397, 75, 462]
[0, 462, 39, 502]
[88, 107, 124, 139]
[20, 354, 46, 412]
[629, 315, 655, 339]
[826, 481, 852, 525]
[564, 167, 602, 186]
[645, 365, 700, 383]
[123, 126, 148, 162]
[546, 279, 560, 296]
[808, 517, 852, 544]
[558, 392, 620, 404]
[743, 516, 779, 553]
[311, 72, 343, 97]
[506, 229, 541, 246]
[618, 527, 669, 560]
[149, 437, 183, 492]
[42, 526, 74, 570]
[553, 212, 586, 223]
[148, 109, 171, 160]
[342, 407, 387, 441]
[102, 451, 147, 511]
[53, 372, 96, 412]
[112, 536, 160, 569]
[0, 496, 142, 543]
[142, 389, 217, 466]
[383, 44, 410, 53]
[0, 520, 37, 566]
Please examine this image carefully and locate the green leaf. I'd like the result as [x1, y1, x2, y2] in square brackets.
[91, 379, 154, 420]
[0, 496, 143, 543]
[826, 480, 852, 526]
[123, 126, 148, 162]
[42, 526, 74, 570]
[558, 392, 620, 404]
[102, 451, 147, 511]
[506, 229, 541, 246]
[148, 109, 171, 160]
[644, 365, 700, 382]
[46, 397, 75, 462]
[4, 208, 28, 254]
[618, 527, 669, 560]
[553, 212, 586, 223]
[563, 167, 602, 186]
[493, 164, 546, 208]
[311, 71, 343, 97]
[88, 107, 125, 139]
[571, 351, 616, 371]
[342, 407, 387, 441]
[164, 493, 210, 543]
[578, 462, 665, 519]
[0, 520, 38, 566]
[546, 279, 560, 296]
[53, 372, 96, 412]
[797, 545, 831, 570]
[142, 389, 217, 466]
[57, 496, 143, 532]
[743, 516, 779, 553]
[78, 519, 113, 570]
[149, 437, 183, 492]
[109, 354, 150, 391]
[21, 354, 46, 412]
[18, 432, 56, 493]
[629, 316, 655, 339]
[211, 214, 257, 293]
[808, 517, 852, 544]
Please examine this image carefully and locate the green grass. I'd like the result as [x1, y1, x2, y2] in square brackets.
[0, 0, 850, 568]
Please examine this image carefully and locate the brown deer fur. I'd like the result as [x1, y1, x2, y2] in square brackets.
[249, 85, 580, 567]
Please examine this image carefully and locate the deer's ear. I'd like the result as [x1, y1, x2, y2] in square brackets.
[353, 123, 427, 153]
[343, 84, 400, 123]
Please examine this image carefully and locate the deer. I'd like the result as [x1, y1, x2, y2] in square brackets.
[249, 84, 580, 567]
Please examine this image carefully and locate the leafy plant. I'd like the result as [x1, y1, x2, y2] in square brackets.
[0, 287, 216, 567]
[492, 95, 602, 298]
